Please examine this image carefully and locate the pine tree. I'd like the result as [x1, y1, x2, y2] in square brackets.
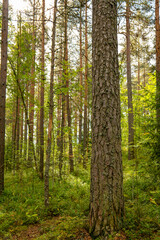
[0, 0, 8, 194]
[90, 0, 124, 237]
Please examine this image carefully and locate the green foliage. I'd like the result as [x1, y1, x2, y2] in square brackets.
[123, 158, 160, 240]
[0, 170, 90, 238]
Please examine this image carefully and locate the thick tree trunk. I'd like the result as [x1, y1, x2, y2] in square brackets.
[39, 0, 45, 180]
[83, 0, 88, 169]
[155, 0, 160, 128]
[0, 0, 8, 194]
[45, 0, 57, 207]
[126, 0, 134, 160]
[90, 0, 124, 238]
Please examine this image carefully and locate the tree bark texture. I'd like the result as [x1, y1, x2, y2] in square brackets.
[90, 0, 124, 238]
[0, 0, 8, 194]
[126, 0, 135, 160]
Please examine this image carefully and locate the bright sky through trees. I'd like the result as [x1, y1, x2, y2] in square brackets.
[7, 0, 54, 14]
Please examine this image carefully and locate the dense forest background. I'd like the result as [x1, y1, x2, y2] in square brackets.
[0, 0, 160, 239]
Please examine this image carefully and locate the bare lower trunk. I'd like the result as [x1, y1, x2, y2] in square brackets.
[90, 0, 124, 238]
[83, 0, 88, 169]
[126, 0, 134, 160]
[45, 0, 57, 207]
[79, 2, 83, 160]
[39, 0, 45, 180]
[64, 0, 74, 173]
[28, 0, 36, 165]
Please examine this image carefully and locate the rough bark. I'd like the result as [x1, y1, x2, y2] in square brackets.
[90, 0, 124, 238]
[126, 0, 134, 160]
[45, 0, 57, 207]
[0, 0, 8, 194]
[39, 0, 45, 180]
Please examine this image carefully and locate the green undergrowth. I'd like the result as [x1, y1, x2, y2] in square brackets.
[123, 158, 160, 240]
[36, 216, 88, 240]
[0, 159, 160, 239]
[0, 168, 90, 239]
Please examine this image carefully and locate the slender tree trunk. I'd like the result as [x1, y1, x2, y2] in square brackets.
[155, 0, 160, 128]
[28, 0, 36, 166]
[126, 0, 134, 160]
[40, 0, 45, 180]
[20, 105, 24, 157]
[74, 109, 78, 143]
[0, 0, 8, 193]
[137, 28, 140, 91]
[59, 92, 65, 178]
[45, 0, 58, 207]
[64, 0, 74, 173]
[24, 83, 28, 161]
[57, 47, 62, 166]
[79, 1, 83, 160]
[36, 81, 40, 159]
[9, 56, 38, 173]
[12, 99, 17, 174]
[12, 102, 16, 171]
[90, 0, 124, 238]
[83, 0, 88, 168]
[16, 17, 21, 170]
[58, 32, 64, 178]
[16, 96, 20, 170]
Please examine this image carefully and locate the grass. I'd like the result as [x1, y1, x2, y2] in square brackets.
[0, 168, 90, 239]
[0, 159, 160, 239]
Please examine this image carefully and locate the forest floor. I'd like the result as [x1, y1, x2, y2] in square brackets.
[9, 216, 160, 240]
[9, 217, 160, 240]
[11, 216, 92, 240]
[1, 160, 160, 240]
